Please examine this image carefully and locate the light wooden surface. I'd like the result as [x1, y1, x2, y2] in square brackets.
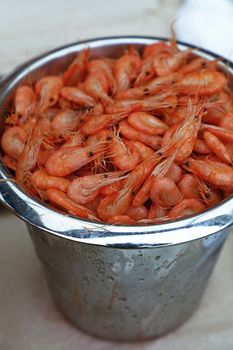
[0, 0, 233, 349]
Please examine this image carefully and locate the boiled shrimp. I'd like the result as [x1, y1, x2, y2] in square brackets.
[46, 188, 98, 220]
[1, 126, 26, 159]
[35, 76, 63, 111]
[14, 85, 35, 124]
[31, 169, 70, 192]
[67, 171, 126, 204]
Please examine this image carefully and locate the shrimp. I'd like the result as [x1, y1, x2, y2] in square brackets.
[31, 170, 70, 192]
[14, 85, 35, 124]
[194, 139, 211, 154]
[84, 71, 112, 103]
[60, 87, 95, 108]
[132, 156, 176, 207]
[153, 48, 192, 76]
[126, 205, 148, 221]
[119, 120, 161, 149]
[15, 119, 45, 186]
[178, 57, 210, 74]
[108, 215, 136, 224]
[197, 178, 222, 207]
[132, 176, 154, 207]
[51, 110, 82, 137]
[128, 112, 168, 135]
[109, 137, 141, 170]
[203, 131, 231, 164]
[115, 51, 141, 92]
[143, 41, 176, 59]
[97, 154, 161, 220]
[35, 76, 63, 111]
[46, 188, 98, 220]
[168, 198, 206, 219]
[45, 142, 107, 177]
[202, 124, 233, 143]
[178, 70, 227, 96]
[148, 203, 168, 220]
[87, 58, 116, 94]
[177, 174, 200, 199]
[67, 171, 126, 204]
[81, 112, 128, 135]
[63, 48, 89, 86]
[100, 179, 124, 196]
[219, 112, 233, 131]
[1, 126, 26, 159]
[3, 155, 17, 171]
[165, 162, 183, 183]
[130, 141, 154, 160]
[150, 177, 182, 208]
[164, 104, 203, 162]
[183, 158, 233, 186]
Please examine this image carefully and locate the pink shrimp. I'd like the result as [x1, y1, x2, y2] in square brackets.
[168, 198, 206, 219]
[119, 120, 161, 149]
[35, 76, 63, 111]
[81, 112, 128, 135]
[97, 154, 161, 221]
[84, 71, 112, 103]
[202, 124, 233, 143]
[45, 142, 107, 177]
[203, 131, 231, 164]
[87, 58, 116, 94]
[150, 177, 182, 208]
[14, 85, 35, 124]
[177, 174, 200, 199]
[128, 112, 168, 135]
[165, 162, 183, 183]
[194, 139, 211, 154]
[183, 158, 233, 186]
[163, 105, 204, 162]
[130, 141, 154, 160]
[108, 215, 136, 224]
[46, 188, 97, 220]
[109, 137, 141, 170]
[126, 205, 148, 221]
[15, 119, 46, 186]
[3, 155, 17, 171]
[219, 112, 233, 131]
[115, 51, 141, 92]
[63, 48, 89, 86]
[1, 126, 26, 159]
[132, 156, 175, 207]
[31, 170, 70, 192]
[178, 70, 227, 96]
[60, 87, 95, 107]
[153, 48, 192, 76]
[148, 203, 168, 220]
[67, 171, 126, 205]
[51, 110, 82, 137]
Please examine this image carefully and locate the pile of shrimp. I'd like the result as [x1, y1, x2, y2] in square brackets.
[1, 40, 233, 224]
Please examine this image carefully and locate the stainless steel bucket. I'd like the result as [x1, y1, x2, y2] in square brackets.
[0, 37, 233, 341]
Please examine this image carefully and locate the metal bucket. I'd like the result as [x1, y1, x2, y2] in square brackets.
[0, 37, 232, 341]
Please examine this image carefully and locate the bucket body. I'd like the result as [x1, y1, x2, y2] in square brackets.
[29, 225, 228, 341]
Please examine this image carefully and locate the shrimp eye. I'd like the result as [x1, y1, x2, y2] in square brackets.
[145, 71, 150, 76]
[143, 88, 150, 95]
[184, 161, 190, 167]
[131, 191, 135, 195]
[205, 193, 210, 198]
[89, 151, 94, 157]
[106, 136, 112, 141]
[103, 174, 108, 178]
